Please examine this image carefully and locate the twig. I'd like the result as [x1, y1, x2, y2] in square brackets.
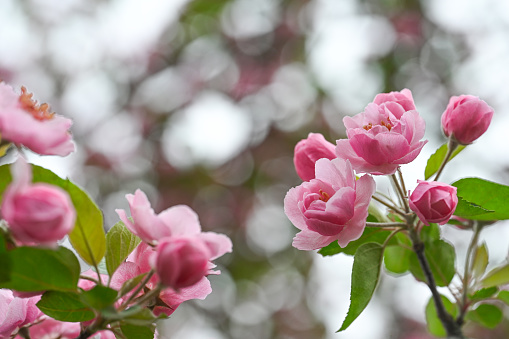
[434, 139, 458, 182]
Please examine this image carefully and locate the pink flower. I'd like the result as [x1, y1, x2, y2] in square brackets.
[284, 158, 376, 250]
[1, 158, 76, 245]
[441, 95, 494, 145]
[153, 236, 210, 290]
[116, 189, 201, 244]
[0, 289, 42, 338]
[293, 133, 336, 181]
[0, 83, 74, 156]
[336, 89, 427, 175]
[409, 180, 458, 226]
[15, 318, 115, 339]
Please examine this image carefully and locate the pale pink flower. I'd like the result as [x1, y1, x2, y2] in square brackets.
[0, 83, 74, 156]
[0, 289, 42, 338]
[1, 158, 76, 245]
[293, 133, 336, 181]
[441, 95, 494, 145]
[284, 158, 376, 250]
[409, 180, 458, 226]
[336, 89, 427, 175]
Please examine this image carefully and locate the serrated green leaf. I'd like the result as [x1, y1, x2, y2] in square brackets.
[409, 239, 455, 287]
[28, 165, 106, 266]
[105, 221, 141, 277]
[469, 287, 498, 301]
[481, 264, 509, 288]
[80, 285, 118, 310]
[0, 246, 80, 292]
[384, 245, 411, 274]
[425, 142, 465, 180]
[466, 304, 502, 329]
[425, 295, 457, 337]
[454, 197, 494, 218]
[452, 178, 509, 221]
[319, 228, 395, 257]
[497, 290, 509, 306]
[338, 243, 384, 332]
[120, 323, 155, 339]
[37, 291, 95, 322]
[471, 242, 489, 279]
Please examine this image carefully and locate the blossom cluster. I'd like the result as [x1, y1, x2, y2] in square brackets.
[285, 89, 494, 250]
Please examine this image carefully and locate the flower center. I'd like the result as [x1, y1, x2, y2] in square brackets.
[363, 118, 393, 131]
[19, 86, 55, 121]
[318, 189, 330, 202]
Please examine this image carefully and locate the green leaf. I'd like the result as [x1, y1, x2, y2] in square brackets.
[466, 304, 502, 329]
[338, 243, 384, 332]
[121, 307, 167, 326]
[425, 295, 457, 337]
[420, 223, 441, 245]
[319, 228, 395, 257]
[37, 291, 95, 322]
[0, 233, 10, 284]
[0, 164, 12, 200]
[452, 178, 509, 220]
[469, 287, 498, 301]
[80, 285, 118, 310]
[454, 197, 494, 218]
[409, 239, 456, 287]
[30, 165, 106, 266]
[105, 221, 141, 277]
[0, 246, 80, 292]
[384, 245, 411, 274]
[118, 273, 147, 298]
[471, 242, 489, 279]
[497, 290, 509, 306]
[424, 142, 465, 180]
[481, 264, 509, 288]
[120, 323, 155, 339]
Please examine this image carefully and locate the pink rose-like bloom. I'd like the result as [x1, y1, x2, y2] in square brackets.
[0, 289, 42, 338]
[0, 82, 75, 156]
[336, 89, 427, 175]
[15, 317, 116, 339]
[293, 133, 336, 181]
[1, 158, 76, 245]
[284, 158, 376, 250]
[441, 95, 494, 145]
[409, 180, 458, 226]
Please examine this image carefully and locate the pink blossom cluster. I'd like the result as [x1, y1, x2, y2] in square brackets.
[286, 89, 493, 250]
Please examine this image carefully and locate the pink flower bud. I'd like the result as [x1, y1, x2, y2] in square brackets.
[293, 133, 336, 181]
[1, 158, 76, 245]
[441, 95, 494, 145]
[409, 180, 458, 226]
[153, 236, 210, 290]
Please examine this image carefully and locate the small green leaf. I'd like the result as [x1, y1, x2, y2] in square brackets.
[0, 233, 10, 284]
[384, 245, 411, 274]
[466, 304, 502, 329]
[0, 164, 12, 201]
[105, 221, 141, 277]
[338, 243, 384, 332]
[0, 246, 80, 292]
[120, 323, 155, 339]
[30, 165, 106, 266]
[469, 287, 498, 301]
[121, 307, 167, 326]
[425, 295, 457, 337]
[497, 290, 509, 306]
[319, 228, 395, 257]
[37, 291, 95, 322]
[424, 142, 465, 180]
[481, 264, 509, 288]
[452, 178, 509, 221]
[80, 285, 118, 310]
[420, 223, 440, 245]
[471, 242, 489, 279]
[409, 239, 455, 287]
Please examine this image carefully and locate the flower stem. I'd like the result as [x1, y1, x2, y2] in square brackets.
[372, 195, 407, 217]
[118, 270, 155, 311]
[434, 139, 458, 182]
[408, 224, 465, 338]
[365, 222, 406, 228]
[391, 174, 409, 213]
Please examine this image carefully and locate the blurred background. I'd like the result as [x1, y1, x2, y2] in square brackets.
[2, 0, 509, 338]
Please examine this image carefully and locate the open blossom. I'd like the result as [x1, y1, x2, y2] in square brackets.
[293, 133, 336, 181]
[441, 95, 494, 145]
[14, 318, 115, 339]
[1, 158, 76, 245]
[284, 158, 376, 250]
[409, 180, 458, 226]
[0, 82, 74, 156]
[336, 89, 427, 175]
[0, 290, 41, 339]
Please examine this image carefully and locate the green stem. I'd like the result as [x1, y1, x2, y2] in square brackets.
[134, 284, 163, 308]
[434, 139, 458, 182]
[391, 174, 409, 213]
[118, 270, 155, 311]
[372, 195, 407, 217]
[365, 222, 406, 228]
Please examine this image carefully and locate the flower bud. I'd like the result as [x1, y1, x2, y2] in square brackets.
[409, 180, 458, 226]
[293, 133, 336, 181]
[0, 158, 76, 245]
[153, 236, 210, 290]
[441, 95, 494, 145]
